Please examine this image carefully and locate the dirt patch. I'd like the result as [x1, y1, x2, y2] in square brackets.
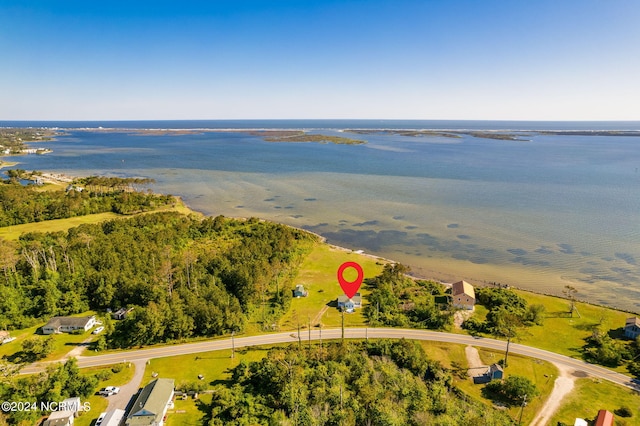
[529, 364, 576, 426]
[465, 345, 487, 378]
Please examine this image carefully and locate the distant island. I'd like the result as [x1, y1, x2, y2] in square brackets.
[248, 130, 366, 144]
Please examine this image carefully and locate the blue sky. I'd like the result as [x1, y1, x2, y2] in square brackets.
[1, 0, 639, 120]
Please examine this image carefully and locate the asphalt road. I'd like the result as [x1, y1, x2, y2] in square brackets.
[19, 327, 640, 392]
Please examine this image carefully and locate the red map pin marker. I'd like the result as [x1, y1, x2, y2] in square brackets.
[337, 261, 364, 299]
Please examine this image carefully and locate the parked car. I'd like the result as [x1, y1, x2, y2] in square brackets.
[99, 386, 120, 396]
[92, 326, 105, 334]
[95, 412, 106, 426]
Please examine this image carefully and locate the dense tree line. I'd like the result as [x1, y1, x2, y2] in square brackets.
[364, 264, 453, 330]
[0, 211, 316, 347]
[0, 176, 173, 226]
[208, 339, 513, 425]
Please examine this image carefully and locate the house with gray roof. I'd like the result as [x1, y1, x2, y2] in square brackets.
[42, 316, 96, 335]
[125, 378, 174, 426]
[337, 293, 362, 313]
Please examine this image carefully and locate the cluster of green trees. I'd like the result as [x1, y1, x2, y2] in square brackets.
[462, 287, 546, 336]
[209, 340, 513, 425]
[0, 176, 174, 226]
[583, 324, 640, 374]
[364, 264, 453, 329]
[0, 359, 117, 425]
[0, 210, 316, 347]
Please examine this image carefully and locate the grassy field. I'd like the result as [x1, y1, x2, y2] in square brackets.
[550, 377, 640, 425]
[278, 244, 385, 331]
[0, 196, 196, 240]
[140, 346, 274, 425]
[506, 290, 630, 363]
[0, 212, 123, 240]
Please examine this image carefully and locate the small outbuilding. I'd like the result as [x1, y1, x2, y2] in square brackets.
[594, 409, 614, 426]
[293, 284, 308, 298]
[487, 363, 503, 381]
[112, 307, 134, 320]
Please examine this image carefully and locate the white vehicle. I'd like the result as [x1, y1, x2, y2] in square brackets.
[92, 326, 105, 334]
[95, 412, 106, 426]
[99, 386, 120, 396]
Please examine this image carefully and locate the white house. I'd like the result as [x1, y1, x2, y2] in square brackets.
[337, 293, 362, 313]
[42, 316, 96, 335]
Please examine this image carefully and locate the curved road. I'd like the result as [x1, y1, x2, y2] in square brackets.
[20, 328, 640, 392]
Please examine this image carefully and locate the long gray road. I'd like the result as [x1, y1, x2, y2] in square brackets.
[19, 327, 640, 392]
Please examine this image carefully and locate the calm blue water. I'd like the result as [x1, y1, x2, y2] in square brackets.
[4, 120, 640, 311]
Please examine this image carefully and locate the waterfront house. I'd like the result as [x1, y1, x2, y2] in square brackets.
[42, 316, 96, 335]
[624, 317, 640, 339]
[452, 281, 476, 310]
[125, 378, 175, 426]
[337, 293, 362, 313]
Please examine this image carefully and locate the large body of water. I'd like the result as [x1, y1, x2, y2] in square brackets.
[3, 120, 640, 311]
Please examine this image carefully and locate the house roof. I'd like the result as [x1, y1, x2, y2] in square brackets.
[44, 316, 94, 329]
[594, 409, 614, 426]
[43, 410, 74, 426]
[102, 409, 126, 426]
[337, 293, 361, 304]
[625, 317, 640, 328]
[452, 281, 475, 299]
[0, 330, 9, 339]
[127, 378, 174, 425]
[488, 363, 503, 374]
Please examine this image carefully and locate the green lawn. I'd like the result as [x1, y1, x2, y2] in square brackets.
[0, 197, 195, 241]
[551, 377, 640, 426]
[166, 394, 213, 426]
[509, 290, 630, 361]
[0, 213, 122, 240]
[142, 346, 273, 390]
[278, 244, 385, 331]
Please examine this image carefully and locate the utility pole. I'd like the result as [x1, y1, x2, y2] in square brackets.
[297, 320, 302, 350]
[308, 316, 311, 351]
[518, 394, 527, 425]
[319, 322, 323, 359]
[341, 310, 345, 341]
[231, 330, 235, 359]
